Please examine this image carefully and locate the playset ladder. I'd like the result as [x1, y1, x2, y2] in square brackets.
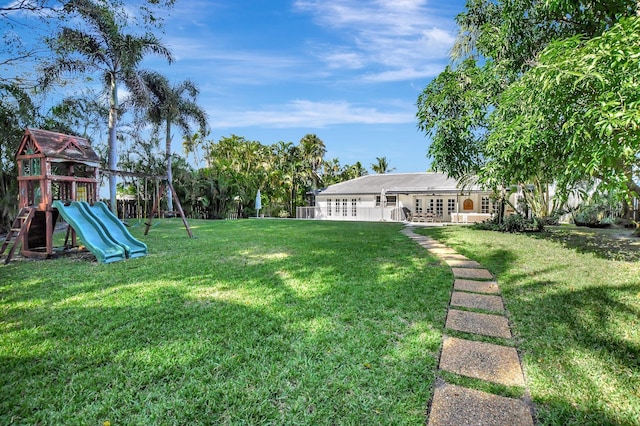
[1, 207, 35, 264]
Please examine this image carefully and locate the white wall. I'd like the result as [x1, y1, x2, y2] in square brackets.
[311, 192, 495, 222]
[313, 196, 404, 221]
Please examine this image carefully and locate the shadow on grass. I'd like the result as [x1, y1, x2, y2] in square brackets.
[415, 227, 518, 277]
[0, 286, 295, 423]
[415, 225, 640, 425]
[1, 220, 453, 424]
[514, 280, 640, 425]
[423, 223, 640, 262]
[517, 278, 640, 367]
[530, 226, 640, 262]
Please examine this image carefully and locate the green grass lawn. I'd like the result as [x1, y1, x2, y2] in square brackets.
[417, 225, 640, 426]
[1, 219, 452, 425]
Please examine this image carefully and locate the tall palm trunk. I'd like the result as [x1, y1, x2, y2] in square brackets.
[165, 119, 174, 211]
[108, 74, 118, 214]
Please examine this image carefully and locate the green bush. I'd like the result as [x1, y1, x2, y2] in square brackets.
[503, 214, 527, 232]
[473, 215, 502, 231]
[538, 214, 560, 226]
[473, 214, 543, 233]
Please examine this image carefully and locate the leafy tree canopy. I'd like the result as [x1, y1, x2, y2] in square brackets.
[485, 16, 640, 199]
[417, 0, 639, 206]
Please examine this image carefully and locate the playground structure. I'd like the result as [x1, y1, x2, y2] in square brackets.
[52, 200, 147, 263]
[99, 168, 193, 238]
[0, 128, 150, 264]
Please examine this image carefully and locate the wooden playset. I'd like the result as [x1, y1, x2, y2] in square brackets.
[1, 128, 99, 263]
[1, 128, 190, 264]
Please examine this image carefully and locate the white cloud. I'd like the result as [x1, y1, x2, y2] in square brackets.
[163, 36, 297, 66]
[321, 50, 365, 70]
[293, 0, 456, 81]
[146, 37, 317, 85]
[208, 99, 414, 128]
[361, 65, 444, 82]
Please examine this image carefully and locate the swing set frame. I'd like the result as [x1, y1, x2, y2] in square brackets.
[102, 169, 193, 238]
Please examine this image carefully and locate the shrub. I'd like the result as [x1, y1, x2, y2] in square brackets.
[538, 214, 560, 226]
[473, 216, 502, 231]
[503, 214, 527, 233]
[573, 206, 600, 226]
[473, 214, 544, 233]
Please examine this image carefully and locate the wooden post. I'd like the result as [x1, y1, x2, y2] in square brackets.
[144, 184, 165, 236]
[144, 180, 193, 238]
[167, 181, 193, 238]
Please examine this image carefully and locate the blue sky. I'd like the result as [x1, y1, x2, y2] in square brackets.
[3, 0, 466, 173]
[142, 0, 465, 172]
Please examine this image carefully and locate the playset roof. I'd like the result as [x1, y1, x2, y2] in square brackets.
[16, 128, 101, 165]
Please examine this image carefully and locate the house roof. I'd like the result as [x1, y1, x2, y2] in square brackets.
[317, 172, 486, 196]
[16, 128, 101, 165]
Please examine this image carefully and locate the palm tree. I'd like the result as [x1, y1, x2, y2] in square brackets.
[182, 131, 205, 165]
[142, 71, 208, 211]
[341, 161, 368, 181]
[371, 156, 396, 174]
[42, 0, 173, 212]
[284, 145, 303, 216]
[271, 141, 303, 216]
[320, 158, 342, 186]
[299, 133, 326, 189]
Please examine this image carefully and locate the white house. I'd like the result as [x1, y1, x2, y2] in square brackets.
[298, 172, 496, 223]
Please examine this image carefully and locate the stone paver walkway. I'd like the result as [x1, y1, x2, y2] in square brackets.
[446, 310, 511, 339]
[428, 383, 533, 426]
[401, 225, 534, 426]
[451, 291, 505, 312]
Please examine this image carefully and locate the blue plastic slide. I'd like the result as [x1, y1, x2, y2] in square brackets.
[79, 201, 148, 259]
[52, 200, 126, 263]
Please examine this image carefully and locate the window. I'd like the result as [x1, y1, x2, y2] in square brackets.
[77, 185, 87, 202]
[481, 196, 491, 214]
[335, 199, 340, 215]
[429, 199, 434, 213]
[32, 158, 41, 176]
[327, 199, 332, 216]
[448, 199, 455, 214]
[351, 199, 357, 216]
[415, 198, 423, 213]
[342, 199, 348, 216]
[21, 158, 41, 176]
[376, 195, 397, 207]
[436, 199, 443, 217]
[21, 160, 30, 176]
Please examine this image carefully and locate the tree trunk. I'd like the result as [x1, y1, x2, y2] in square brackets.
[622, 199, 630, 219]
[165, 119, 174, 212]
[108, 75, 118, 214]
[627, 178, 640, 200]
